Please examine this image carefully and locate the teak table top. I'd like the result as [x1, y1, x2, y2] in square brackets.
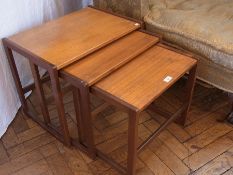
[8, 7, 140, 69]
[93, 46, 197, 111]
[62, 31, 159, 85]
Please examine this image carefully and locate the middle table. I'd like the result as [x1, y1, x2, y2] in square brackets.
[60, 31, 159, 157]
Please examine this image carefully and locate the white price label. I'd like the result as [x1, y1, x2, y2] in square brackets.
[163, 76, 173, 83]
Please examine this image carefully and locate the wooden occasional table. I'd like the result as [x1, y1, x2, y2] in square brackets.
[2, 7, 141, 149]
[60, 31, 159, 157]
[91, 45, 197, 175]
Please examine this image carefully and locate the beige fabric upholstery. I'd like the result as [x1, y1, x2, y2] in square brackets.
[144, 0, 233, 70]
[93, 0, 142, 19]
[197, 54, 233, 93]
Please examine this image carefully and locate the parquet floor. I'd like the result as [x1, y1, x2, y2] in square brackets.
[0, 80, 233, 175]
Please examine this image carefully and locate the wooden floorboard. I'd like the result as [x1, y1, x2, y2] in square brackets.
[0, 80, 232, 175]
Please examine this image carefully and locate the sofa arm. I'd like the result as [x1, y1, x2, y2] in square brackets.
[93, 0, 143, 20]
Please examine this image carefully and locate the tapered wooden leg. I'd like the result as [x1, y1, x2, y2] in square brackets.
[127, 110, 139, 175]
[79, 84, 96, 159]
[29, 61, 51, 124]
[49, 69, 71, 146]
[3, 44, 28, 111]
[72, 87, 85, 143]
[178, 64, 197, 126]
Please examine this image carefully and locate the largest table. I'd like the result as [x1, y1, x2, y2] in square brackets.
[3, 7, 141, 154]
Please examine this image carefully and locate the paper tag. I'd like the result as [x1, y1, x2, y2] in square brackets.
[163, 76, 173, 83]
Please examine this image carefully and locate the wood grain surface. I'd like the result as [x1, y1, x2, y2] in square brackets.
[93, 46, 197, 111]
[62, 31, 159, 85]
[9, 7, 140, 69]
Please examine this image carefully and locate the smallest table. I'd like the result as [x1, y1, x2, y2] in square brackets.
[91, 45, 197, 175]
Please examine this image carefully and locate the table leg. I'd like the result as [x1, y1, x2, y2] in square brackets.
[179, 64, 197, 126]
[49, 68, 71, 146]
[29, 61, 51, 124]
[79, 84, 96, 159]
[127, 110, 139, 175]
[72, 87, 85, 143]
[3, 45, 28, 111]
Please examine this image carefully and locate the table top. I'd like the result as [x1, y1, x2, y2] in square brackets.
[8, 7, 140, 69]
[61, 31, 159, 85]
[93, 45, 197, 111]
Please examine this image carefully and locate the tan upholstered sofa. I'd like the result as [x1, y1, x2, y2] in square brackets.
[94, 0, 233, 121]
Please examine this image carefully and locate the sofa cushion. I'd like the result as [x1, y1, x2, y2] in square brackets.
[144, 0, 233, 69]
